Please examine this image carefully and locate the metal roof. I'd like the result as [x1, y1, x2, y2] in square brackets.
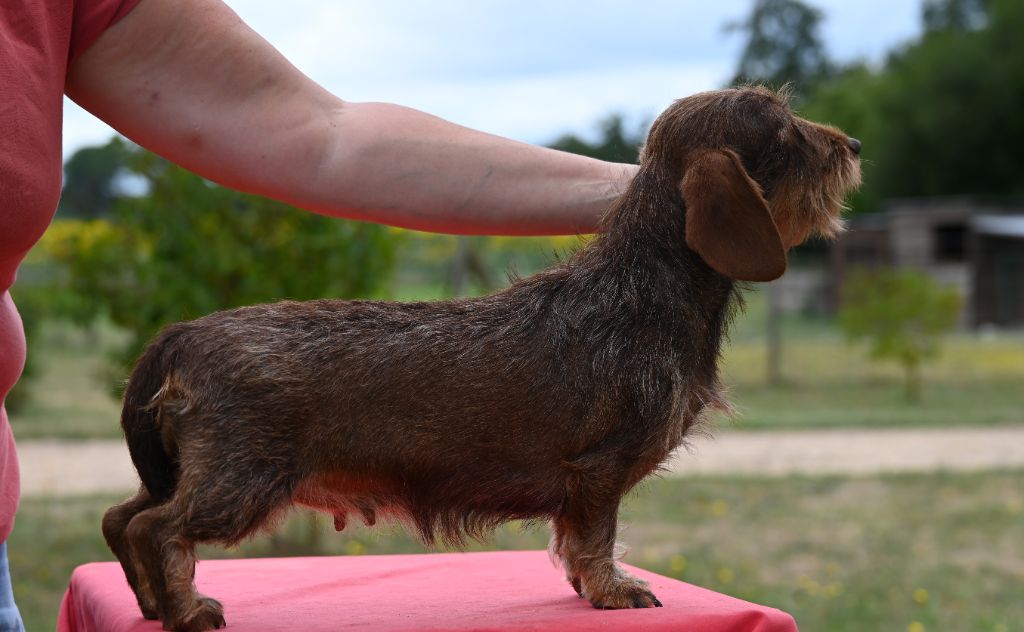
[972, 215, 1024, 238]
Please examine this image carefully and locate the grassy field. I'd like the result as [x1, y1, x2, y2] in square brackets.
[722, 290, 1024, 429]
[9, 287, 1024, 439]
[9, 470, 1022, 632]
[721, 334, 1024, 430]
[8, 322, 129, 440]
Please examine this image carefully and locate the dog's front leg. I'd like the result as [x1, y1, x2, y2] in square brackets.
[552, 467, 662, 609]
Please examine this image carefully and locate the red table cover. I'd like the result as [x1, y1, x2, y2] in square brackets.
[57, 551, 797, 631]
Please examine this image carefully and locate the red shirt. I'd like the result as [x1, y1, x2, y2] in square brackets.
[1, 0, 141, 542]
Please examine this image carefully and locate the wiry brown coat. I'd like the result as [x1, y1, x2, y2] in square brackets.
[103, 86, 861, 632]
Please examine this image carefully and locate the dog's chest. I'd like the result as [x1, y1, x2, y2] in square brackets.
[669, 377, 723, 445]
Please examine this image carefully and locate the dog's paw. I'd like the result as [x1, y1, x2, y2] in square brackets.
[135, 592, 158, 620]
[569, 575, 584, 598]
[131, 575, 159, 619]
[587, 577, 663, 609]
[169, 596, 225, 632]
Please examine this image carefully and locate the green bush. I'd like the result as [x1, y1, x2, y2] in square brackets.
[41, 149, 399, 386]
[839, 268, 961, 402]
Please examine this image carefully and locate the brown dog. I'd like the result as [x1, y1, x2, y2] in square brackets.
[102, 86, 861, 632]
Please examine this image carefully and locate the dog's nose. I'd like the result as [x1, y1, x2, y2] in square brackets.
[848, 137, 862, 155]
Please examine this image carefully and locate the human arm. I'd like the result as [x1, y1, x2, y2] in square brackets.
[65, 0, 637, 235]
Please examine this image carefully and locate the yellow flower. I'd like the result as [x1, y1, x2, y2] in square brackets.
[669, 554, 687, 574]
[798, 576, 820, 595]
[907, 622, 924, 632]
[344, 540, 365, 555]
[716, 567, 734, 584]
[710, 500, 729, 517]
[913, 588, 929, 605]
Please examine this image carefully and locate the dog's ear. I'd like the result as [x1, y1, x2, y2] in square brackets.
[681, 149, 786, 282]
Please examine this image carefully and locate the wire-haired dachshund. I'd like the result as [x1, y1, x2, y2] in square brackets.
[103, 86, 862, 632]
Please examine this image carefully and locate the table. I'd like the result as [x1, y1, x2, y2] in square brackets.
[58, 551, 798, 631]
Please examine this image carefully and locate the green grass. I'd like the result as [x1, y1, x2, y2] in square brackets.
[721, 333, 1024, 430]
[9, 470, 1023, 632]
[8, 322, 128, 440]
[8, 288, 1024, 439]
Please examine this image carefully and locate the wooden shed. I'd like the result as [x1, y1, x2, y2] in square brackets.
[829, 198, 1024, 328]
[971, 215, 1024, 327]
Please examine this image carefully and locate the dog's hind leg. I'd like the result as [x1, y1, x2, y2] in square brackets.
[125, 472, 295, 632]
[125, 503, 225, 632]
[103, 486, 161, 619]
[553, 457, 662, 610]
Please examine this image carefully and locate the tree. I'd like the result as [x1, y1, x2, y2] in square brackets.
[922, 0, 990, 33]
[447, 236, 495, 296]
[43, 146, 399, 381]
[726, 0, 833, 100]
[548, 114, 645, 164]
[838, 269, 961, 402]
[800, 0, 1024, 210]
[57, 137, 135, 219]
[872, 0, 1024, 202]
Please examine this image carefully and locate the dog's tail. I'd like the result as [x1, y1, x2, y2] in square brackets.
[121, 324, 188, 504]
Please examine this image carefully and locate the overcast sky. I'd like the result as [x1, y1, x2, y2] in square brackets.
[62, 0, 923, 158]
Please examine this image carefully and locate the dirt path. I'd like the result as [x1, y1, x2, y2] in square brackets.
[665, 426, 1024, 476]
[17, 426, 1024, 497]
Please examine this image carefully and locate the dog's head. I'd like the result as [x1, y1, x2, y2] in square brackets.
[640, 86, 862, 282]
